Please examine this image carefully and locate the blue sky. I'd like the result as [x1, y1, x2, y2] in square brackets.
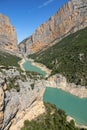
[0, 0, 69, 43]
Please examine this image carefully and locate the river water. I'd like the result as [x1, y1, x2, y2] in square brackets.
[43, 87, 87, 126]
[23, 60, 46, 77]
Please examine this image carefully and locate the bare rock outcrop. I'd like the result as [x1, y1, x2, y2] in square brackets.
[0, 68, 46, 130]
[0, 112, 4, 129]
[0, 14, 18, 52]
[19, 0, 87, 54]
[0, 87, 4, 129]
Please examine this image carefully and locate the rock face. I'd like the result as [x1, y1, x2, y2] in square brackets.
[0, 67, 46, 130]
[19, 0, 87, 54]
[0, 87, 4, 129]
[0, 14, 18, 52]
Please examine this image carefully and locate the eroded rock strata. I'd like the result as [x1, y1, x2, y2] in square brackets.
[0, 14, 18, 52]
[19, 0, 87, 54]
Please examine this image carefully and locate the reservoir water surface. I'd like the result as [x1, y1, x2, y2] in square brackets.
[23, 60, 46, 77]
[43, 87, 87, 126]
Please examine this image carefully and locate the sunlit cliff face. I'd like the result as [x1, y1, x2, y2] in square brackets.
[0, 14, 18, 52]
[19, 0, 87, 55]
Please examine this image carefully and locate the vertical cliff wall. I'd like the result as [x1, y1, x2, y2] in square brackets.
[0, 14, 18, 52]
[19, 0, 87, 54]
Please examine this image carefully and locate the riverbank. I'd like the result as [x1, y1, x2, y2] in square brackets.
[58, 85, 87, 98]
[67, 116, 87, 129]
[46, 75, 87, 98]
[28, 58, 51, 77]
[19, 58, 51, 77]
[18, 58, 25, 71]
[47, 81, 87, 98]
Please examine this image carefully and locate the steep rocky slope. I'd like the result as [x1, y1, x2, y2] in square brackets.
[0, 65, 46, 130]
[0, 14, 18, 52]
[19, 0, 87, 54]
[20, 103, 84, 130]
[0, 87, 4, 129]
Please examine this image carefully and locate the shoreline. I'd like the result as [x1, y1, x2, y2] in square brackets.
[67, 116, 87, 129]
[28, 58, 51, 77]
[46, 75, 87, 98]
[20, 58, 51, 77]
[18, 58, 25, 71]
[58, 85, 87, 98]
[31, 61, 51, 77]
[46, 82, 87, 98]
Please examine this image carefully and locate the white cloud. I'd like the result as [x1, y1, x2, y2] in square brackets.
[38, 0, 54, 9]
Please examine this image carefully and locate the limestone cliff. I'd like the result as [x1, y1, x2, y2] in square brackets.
[0, 14, 18, 52]
[19, 0, 87, 54]
[0, 87, 4, 129]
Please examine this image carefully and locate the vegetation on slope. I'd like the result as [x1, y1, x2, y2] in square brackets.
[0, 50, 22, 91]
[29, 27, 87, 86]
[0, 51, 21, 67]
[26, 71, 43, 80]
[21, 102, 86, 130]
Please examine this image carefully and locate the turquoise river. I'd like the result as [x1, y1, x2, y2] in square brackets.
[43, 87, 87, 126]
[23, 60, 87, 126]
[23, 60, 46, 77]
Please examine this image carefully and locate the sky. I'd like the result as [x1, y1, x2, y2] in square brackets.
[0, 0, 69, 43]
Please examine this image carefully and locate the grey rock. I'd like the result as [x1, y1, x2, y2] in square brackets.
[2, 91, 19, 130]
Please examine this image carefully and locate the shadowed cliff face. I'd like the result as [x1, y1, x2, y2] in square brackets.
[19, 0, 87, 55]
[0, 14, 18, 52]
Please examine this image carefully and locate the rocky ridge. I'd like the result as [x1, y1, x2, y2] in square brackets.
[0, 14, 18, 52]
[19, 0, 87, 54]
[0, 67, 46, 130]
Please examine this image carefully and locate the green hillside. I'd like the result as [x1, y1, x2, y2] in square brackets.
[29, 27, 87, 86]
[0, 51, 21, 67]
